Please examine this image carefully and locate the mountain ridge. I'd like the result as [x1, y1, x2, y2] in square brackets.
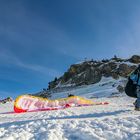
[48, 55, 140, 88]
[36, 55, 140, 98]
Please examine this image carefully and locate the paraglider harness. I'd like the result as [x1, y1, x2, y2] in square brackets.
[125, 65, 140, 98]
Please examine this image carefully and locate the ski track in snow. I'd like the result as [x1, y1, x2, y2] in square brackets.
[0, 96, 140, 140]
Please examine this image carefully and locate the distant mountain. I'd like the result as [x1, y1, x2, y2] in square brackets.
[48, 55, 139, 88]
[36, 55, 140, 98]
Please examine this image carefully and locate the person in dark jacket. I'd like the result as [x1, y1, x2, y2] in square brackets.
[125, 65, 140, 111]
[129, 65, 140, 110]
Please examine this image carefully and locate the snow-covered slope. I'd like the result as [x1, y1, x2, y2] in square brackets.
[50, 77, 126, 99]
[0, 77, 140, 140]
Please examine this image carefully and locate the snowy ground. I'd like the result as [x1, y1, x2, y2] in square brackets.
[0, 77, 140, 140]
[0, 96, 140, 140]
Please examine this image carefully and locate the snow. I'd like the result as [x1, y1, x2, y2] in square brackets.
[0, 77, 140, 140]
[50, 77, 126, 99]
[118, 61, 137, 67]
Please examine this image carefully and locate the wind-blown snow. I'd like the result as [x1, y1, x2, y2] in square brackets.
[0, 77, 140, 140]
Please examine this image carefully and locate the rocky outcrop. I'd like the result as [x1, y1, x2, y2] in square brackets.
[117, 64, 136, 77]
[47, 55, 139, 90]
[117, 85, 125, 93]
[0, 97, 13, 104]
[129, 55, 140, 64]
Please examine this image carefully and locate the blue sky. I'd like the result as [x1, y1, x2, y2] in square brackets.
[1, 0, 140, 99]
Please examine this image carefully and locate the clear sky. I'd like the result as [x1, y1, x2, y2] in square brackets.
[1, 0, 140, 99]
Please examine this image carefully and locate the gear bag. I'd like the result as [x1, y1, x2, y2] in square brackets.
[125, 66, 140, 98]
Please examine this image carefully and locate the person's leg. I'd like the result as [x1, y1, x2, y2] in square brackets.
[135, 86, 140, 110]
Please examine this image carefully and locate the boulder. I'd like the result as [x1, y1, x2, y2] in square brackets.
[129, 55, 140, 64]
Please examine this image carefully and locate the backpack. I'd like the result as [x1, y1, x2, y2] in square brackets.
[125, 66, 140, 98]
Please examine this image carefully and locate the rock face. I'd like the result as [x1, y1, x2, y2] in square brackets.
[129, 55, 140, 64]
[47, 55, 139, 90]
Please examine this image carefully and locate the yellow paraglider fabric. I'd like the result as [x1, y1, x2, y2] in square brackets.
[14, 95, 95, 113]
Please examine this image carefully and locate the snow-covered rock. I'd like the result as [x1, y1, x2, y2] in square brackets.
[47, 55, 138, 92]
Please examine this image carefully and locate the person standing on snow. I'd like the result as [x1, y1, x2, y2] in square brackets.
[125, 65, 140, 110]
